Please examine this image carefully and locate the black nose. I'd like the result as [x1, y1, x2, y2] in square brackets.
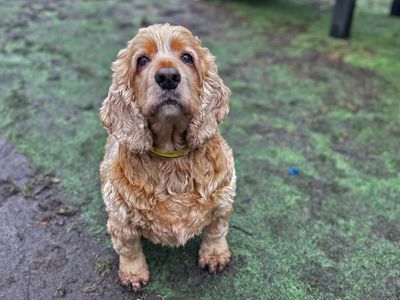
[155, 68, 181, 90]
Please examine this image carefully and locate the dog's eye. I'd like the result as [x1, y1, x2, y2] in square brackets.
[181, 53, 193, 64]
[137, 56, 150, 68]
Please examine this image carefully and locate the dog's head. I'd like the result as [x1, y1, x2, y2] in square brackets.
[100, 24, 230, 152]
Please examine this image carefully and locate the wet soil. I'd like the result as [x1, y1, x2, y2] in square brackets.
[0, 137, 160, 299]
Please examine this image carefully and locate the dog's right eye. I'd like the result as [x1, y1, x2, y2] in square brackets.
[137, 56, 150, 68]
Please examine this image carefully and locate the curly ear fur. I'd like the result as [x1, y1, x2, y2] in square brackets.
[99, 45, 153, 153]
[186, 50, 231, 149]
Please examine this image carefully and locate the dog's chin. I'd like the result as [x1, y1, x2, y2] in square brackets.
[158, 105, 181, 118]
[156, 99, 183, 118]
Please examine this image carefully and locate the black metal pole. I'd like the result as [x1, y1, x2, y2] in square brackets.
[391, 0, 400, 16]
[330, 0, 356, 39]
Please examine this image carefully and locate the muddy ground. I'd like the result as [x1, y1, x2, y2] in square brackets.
[0, 0, 399, 299]
[0, 138, 141, 299]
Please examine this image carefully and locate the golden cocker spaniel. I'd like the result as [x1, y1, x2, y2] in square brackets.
[99, 24, 236, 292]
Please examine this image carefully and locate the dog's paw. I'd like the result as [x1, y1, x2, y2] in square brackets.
[199, 250, 231, 274]
[118, 266, 149, 293]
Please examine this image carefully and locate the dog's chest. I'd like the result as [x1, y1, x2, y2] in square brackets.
[136, 161, 219, 246]
[140, 193, 212, 246]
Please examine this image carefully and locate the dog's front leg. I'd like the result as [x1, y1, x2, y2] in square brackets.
[108, 217, 149, 292]
[199, 210, 232, 274]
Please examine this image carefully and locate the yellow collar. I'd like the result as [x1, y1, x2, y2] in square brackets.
[149, 147, 191, 158]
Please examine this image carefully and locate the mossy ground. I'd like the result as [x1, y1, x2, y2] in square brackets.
[1, 0, 399, 299]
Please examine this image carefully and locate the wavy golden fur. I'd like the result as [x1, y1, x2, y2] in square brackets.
[99, 24, 236, 292]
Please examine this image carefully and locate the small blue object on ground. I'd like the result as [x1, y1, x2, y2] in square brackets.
[288, 167, 300, 175]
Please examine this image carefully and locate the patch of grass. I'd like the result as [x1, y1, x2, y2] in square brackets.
[81, 281, 103, 295]
[95, 256, 114, 277]
[57, 205, 79, 216]
[53, 283, 67, 298]
[22, 184, 32, 198]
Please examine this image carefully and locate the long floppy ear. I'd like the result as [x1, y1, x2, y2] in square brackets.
[186, 49, 231, 149]
[99, 46, 152, 153]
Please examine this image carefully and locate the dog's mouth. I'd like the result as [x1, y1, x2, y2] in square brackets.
[154, 97, 185, 118]
[159, 98, 181, 108]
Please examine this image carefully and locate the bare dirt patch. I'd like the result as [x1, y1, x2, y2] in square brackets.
[0, 137, 147, 299]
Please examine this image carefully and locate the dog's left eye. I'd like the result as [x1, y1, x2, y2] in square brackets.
[181, 53, 193, 64]
[137, 56, 150, 68]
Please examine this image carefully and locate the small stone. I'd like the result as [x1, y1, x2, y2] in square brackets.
[50, 176, 61, 184]
[39, 221, 49, 226]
